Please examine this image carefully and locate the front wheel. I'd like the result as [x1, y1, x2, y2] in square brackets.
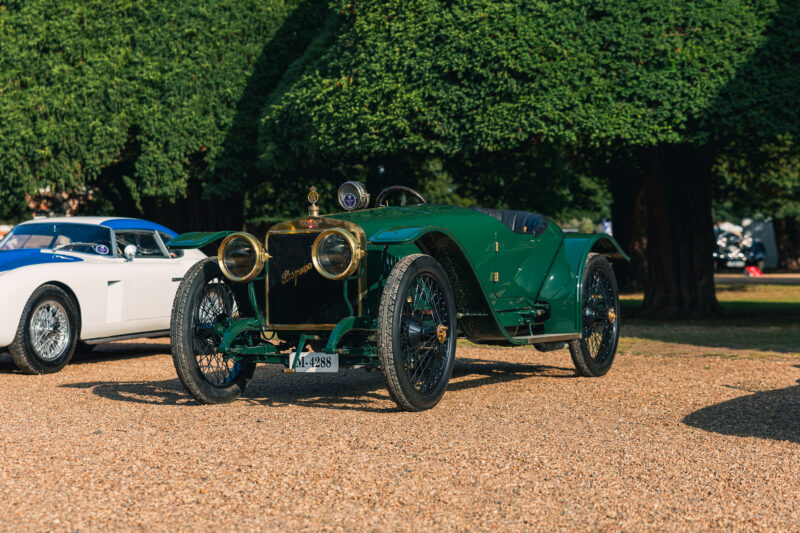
[378, 254, 457, 411]
[9, 284, 79, 374]
[171, 258, 256, 404]
[569, 255, 621, 377]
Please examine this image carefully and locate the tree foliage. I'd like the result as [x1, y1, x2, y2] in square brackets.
[0, 0, 326, 222]
[714, 135, 800, 219]
[259, 0, 795, 172]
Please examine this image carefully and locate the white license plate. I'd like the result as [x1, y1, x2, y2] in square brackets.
[290, 352, 339, 373]
[726, 260, 745, 268]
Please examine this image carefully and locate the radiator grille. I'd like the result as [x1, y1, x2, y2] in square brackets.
[267, 232, 359, 327]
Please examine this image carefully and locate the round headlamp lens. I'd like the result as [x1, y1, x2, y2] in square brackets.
[317, 232, 353, 277]
[222, 236, 257, 279]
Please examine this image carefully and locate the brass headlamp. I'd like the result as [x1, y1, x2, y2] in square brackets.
[311, 228, 363, 280]
[218, 232, 268, 282]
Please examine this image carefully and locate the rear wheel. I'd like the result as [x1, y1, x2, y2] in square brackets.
[569, 255, 620, 377]
[171, 258, 256, 404]
[9, 284, 78, 374]
[378, 254, 457, 411]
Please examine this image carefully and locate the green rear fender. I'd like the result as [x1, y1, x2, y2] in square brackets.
[561, 233, 629, 330]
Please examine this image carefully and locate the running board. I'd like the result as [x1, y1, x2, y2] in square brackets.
[82, 330, 170, 345]
[512, 333, 580, 344]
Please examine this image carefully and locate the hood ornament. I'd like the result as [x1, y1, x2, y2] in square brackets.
[308, 186, 320, 217]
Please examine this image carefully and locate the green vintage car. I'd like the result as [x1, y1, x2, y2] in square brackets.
[169, 182, 628, 410]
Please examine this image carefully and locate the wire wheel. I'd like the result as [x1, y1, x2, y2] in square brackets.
[582, 267, 618, 363]
[10, 284, 78, 374]
[29, 300, 71, 362]
[192, 277, 242, 386]
[379, 254, 457, 411]
[399, 273, 452, 394]
[172, 257, 256, 404]
[569, 255, 620, 377]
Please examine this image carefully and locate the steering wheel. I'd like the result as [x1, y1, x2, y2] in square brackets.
[375, 186, 427, 207]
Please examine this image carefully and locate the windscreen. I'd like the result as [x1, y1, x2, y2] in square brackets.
[0, 223, 114, 256]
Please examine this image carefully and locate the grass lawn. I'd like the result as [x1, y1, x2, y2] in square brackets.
[620, 284, 800, 359]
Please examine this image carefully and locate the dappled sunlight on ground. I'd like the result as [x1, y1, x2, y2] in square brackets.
[619, 283, 800, 359]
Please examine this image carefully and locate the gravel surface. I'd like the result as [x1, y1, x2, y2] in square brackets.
[1, 340, 798, 532]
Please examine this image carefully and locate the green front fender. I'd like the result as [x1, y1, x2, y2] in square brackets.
[167, 231, 236, 249]
[368, 226, 436, 244]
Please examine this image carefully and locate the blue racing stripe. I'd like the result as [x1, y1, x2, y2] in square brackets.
[0, 249, 83, 273]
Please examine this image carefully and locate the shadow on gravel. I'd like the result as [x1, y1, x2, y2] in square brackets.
[59, 358, 574, 411]
[683, 378, 800, 444]
[72, 342, 169, 363]
[449, 358, 575, 392]
[0, 342, 168, 373]
[0, 352, 24, 374]
[61, 378, 197, 406]
[242, 367, 394, 412]
[61, 369, 393, 410]
[242, 359, 574, 412]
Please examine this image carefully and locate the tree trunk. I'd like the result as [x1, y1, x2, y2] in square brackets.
[773, 216, 800, 271]
[608, 160, 648, 290]
[638, 145, 721, 319]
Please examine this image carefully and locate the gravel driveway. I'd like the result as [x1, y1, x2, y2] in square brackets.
[1, 340, 798, 531]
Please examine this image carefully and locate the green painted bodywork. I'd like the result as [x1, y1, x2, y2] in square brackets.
[215, 203, 628, 366]
[167, 231, 235, 249]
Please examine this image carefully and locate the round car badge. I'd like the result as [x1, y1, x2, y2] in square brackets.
[95, 244, 110, 255]
[343, 192, 358, 209]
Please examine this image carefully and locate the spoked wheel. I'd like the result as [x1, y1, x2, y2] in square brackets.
[171, 258, 256, 404]
[569, 255, 620, 377]
[378, 254, 457, 411]
[9, 284, 79, 374]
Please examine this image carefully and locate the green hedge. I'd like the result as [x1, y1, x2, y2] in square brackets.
[259, 0, 795, 169]
[0, 0, 325, 221]
[2, 1, 796, 225]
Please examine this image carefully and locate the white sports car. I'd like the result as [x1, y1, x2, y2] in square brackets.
[0, 217, 205, 373]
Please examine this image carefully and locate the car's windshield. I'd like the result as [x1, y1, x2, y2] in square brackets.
[0, 222, 114, 256]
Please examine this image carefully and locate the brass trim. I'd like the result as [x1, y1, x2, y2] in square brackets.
[217, 232, 266, 283]
[311, 228, 362, 281]
[436, 324, 448, 344]
[608, 308, 617, 324]
[264, 217, 367, 330]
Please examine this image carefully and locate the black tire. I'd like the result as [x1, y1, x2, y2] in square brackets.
[378, 254, 457, 411]
[9, 284, 79, 374]
[569, 255, 620, 377]
[171, 258, 256, 404]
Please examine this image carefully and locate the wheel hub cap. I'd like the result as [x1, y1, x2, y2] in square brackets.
[29, 300, 69, 361]
[406, 319, 435, 349]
